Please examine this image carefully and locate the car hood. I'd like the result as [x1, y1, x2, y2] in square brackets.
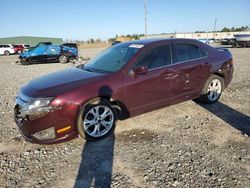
[21, 67, 105, 97]
[20, 50, 35, 58]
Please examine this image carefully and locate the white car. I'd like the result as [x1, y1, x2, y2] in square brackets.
[0, 44, 15, 55]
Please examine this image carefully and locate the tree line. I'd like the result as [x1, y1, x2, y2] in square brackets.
[195, 25, 249, 33]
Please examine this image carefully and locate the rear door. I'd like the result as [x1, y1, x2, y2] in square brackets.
[45, 45, 60, 62]
[171, 42, 211, 99]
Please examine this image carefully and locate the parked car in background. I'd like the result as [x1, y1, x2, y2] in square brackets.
[20, 44, 31, 52]
[19, 45, 78, 64]
[0, 44, 15, 55]
[62, 43, 78, 49]
[208, 38, 215, 43]
[220, 38, 236, 45]
[13, 45, 24, 54]
[197, 38, 209, 44]
[14, 38, 234, 144]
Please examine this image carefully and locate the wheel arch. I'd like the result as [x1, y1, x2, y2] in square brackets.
[81, 96, 129, 120]
[213, 72, 224, 79]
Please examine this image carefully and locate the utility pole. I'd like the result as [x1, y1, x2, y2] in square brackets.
[144, 0, 148, 38]
[213, 18, 217, 38]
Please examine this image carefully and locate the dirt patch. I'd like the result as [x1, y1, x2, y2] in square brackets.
[117, 129, 159, 142]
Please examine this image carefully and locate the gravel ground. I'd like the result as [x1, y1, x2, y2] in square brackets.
[0, 47, 249, 188]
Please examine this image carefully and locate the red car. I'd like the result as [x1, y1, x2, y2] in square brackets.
[14, 39, 234, 144]
[13, 44, 24, 54]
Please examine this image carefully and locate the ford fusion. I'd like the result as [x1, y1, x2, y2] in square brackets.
[14, 39, 234, 144]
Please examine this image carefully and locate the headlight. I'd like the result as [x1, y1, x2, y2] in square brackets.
[25, 98, 54, 111]
[19, 97, 54, 120]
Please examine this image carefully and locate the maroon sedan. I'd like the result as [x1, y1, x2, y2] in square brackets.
[13, 45, 24, 54]
[14, 39, 234, 144]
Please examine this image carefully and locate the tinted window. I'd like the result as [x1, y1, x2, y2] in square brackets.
[136, 46, 171, 69]
[175, 44, 201, 62]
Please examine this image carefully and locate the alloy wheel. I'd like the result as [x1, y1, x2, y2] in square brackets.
[83, 105, 114, 137]
[207, 79, 222, 101]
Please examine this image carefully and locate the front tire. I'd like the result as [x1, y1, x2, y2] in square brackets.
[77, 100, 116, 141]
[198, 74, 224, 104]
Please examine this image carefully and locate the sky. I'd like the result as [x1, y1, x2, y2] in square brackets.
[0, 0, 249, 40]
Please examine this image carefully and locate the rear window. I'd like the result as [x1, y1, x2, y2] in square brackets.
[175, 44, 207, 62]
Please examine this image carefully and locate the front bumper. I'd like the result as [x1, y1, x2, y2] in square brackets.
[14, 102, 79, 144]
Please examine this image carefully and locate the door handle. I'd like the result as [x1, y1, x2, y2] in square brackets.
[162, 69, 178, 78]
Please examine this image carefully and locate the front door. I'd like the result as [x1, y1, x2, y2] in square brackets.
[120, 43, 178, 116]
[30, 46, 46, 62]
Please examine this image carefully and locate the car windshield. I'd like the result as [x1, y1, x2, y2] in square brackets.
[83, 43, 141, 73]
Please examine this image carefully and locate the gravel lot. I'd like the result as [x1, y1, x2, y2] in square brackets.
[0, 47, 249, 188]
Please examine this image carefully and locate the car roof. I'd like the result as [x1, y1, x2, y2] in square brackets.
[35, 44, 59, 48]
[121, 38, 199, 46]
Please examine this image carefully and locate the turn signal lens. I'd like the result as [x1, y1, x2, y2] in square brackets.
[57, 126, 71, 134]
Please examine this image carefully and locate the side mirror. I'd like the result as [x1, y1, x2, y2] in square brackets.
[133, 65, 148, 75]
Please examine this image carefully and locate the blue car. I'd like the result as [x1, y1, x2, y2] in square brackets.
[19, 45, 78, 65]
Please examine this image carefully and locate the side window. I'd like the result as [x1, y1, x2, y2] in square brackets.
[175, 44, 201, 62]
[136, 46, 171, 69]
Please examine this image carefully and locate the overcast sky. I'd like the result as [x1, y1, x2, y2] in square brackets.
[0, 0, 249, 40]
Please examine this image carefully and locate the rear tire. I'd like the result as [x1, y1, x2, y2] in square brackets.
[198, 74, 224, 104]
[4, 51, 10, 55]
[77, 100, 116, 141]
[58, 55, 68, 63]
